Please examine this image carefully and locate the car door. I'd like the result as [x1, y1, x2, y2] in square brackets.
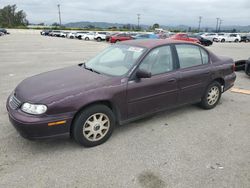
[175, 44, 211, 104]
[126, 45, 179, 119]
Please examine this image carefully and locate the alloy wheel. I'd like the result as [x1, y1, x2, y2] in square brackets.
[207, 86, 220, 105]
[83, 113, 110, 141]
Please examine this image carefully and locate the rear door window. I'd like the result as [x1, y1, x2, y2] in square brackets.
[176, 44, 208, 68]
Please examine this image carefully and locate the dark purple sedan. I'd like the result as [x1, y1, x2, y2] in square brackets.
[6, 39, 236, 147]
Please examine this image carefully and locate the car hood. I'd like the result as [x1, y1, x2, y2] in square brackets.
[15, 65, 112, 103]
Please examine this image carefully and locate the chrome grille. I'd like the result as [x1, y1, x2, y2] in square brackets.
[9, 95, 22, 109]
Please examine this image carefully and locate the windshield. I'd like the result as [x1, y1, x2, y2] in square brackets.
[85, 45, 146, 76]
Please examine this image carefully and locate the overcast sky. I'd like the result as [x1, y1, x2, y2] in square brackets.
[0, 0, 249, 26]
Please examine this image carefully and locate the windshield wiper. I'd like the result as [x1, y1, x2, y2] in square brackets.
[82, 63, 100, 74]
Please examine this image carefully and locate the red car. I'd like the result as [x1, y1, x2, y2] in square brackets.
[109, 33, 133, 43]
[170, 33, 201, 44]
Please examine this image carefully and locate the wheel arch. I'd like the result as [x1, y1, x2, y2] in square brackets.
[70, 100, 120, 135]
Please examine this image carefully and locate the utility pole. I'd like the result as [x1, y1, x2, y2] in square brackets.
[57, 4, 62, 27]
[218, 19, 223, 32]
[215, 17, 220, 32]
[198, 16, 202, 32]
[137, 14, 140, 30]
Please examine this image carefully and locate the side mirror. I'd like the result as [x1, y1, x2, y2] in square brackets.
[136, 69, 151, 79]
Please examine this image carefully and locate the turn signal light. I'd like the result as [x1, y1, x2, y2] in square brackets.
[48, 120, 66, 126]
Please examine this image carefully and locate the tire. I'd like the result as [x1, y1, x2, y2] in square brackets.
[115, 40, 120, 43]
[200, 81, 222, 109]
[221, 39, 225, 42]
[246, 39, 249, 43]
[235, 39, 239, 42]
[70, 36, 74, 39]
[85, 37, 89, 41]
[72, 105, 115, 147]
[97, 37, 102, 42]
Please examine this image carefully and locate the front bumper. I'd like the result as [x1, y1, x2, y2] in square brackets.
[7, 104, 74, 140]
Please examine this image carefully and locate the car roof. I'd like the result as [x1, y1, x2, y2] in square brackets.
[121, 39, 196, 49]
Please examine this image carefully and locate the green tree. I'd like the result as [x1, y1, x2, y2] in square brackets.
[0, 4, 28, 28]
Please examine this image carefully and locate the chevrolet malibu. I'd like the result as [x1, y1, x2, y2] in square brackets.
[6, 40, 236, 147]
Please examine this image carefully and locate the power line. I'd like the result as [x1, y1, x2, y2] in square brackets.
[57, 4, 62, 26]
[198, 16, 202, 32]
[218, 19, 223, 32]
[137, 14, 140, 30]
[215, 17, 220, 32]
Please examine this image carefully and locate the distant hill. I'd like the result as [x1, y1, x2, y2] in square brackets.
[64, 21, 250, 32]
[64, 21, 149, 29]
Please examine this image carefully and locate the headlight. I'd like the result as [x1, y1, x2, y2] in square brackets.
[21, 103, 47, 115]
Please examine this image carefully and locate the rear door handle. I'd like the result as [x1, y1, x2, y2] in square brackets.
[167, 79, 176, 83]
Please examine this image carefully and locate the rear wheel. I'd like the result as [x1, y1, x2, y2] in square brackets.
[221, 39, 225, 42]
[235, 39, 239, 42]
[97, 37, 102, 42]
[72, 105, 115, 147]
[115, 39, 120, 43]
[85, 37, 90, 41]
[200, 82, 222, 109]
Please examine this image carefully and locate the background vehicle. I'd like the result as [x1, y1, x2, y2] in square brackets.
[50, 31, 61, 37]
[105, 32, 119, 42]
[245, 58, 250, 76]
[188, 34, 213, 46]
[240, 35, 250, 42]
[170, 33, 200, 44]
[132, 33, 159, 40]
[0, 28, 9, 34]
[66, 32, 77, 39]
[60, 31, 69, 38]
[94, 32, 109, 42]
[75, 32, 90, 39]
[216, 33, 241, 42]
[7, 40, 236, 147]
[81, 32, 95, 40]
[201, 33, 218, 41]
[109, 33, 133, 43]
[40, 30, 52, 36]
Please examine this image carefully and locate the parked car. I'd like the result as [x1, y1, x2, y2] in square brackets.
[66, 32, 77, 39]
[60, 31, 69, 38]
[132, 33, 159, 40]
[109, 33, 133, 43]
[40, 30, 52, 36]
[94, 32, 109, 42]
[105, 32, 119, 42]
[50, 30, 61, 37]
[245, 58, 250, 76]
[0, 28, 9, 34]
[6, 40, 236, 147]
[216, 33, 241, 42]
[200, 33, 218, 42]
[240, 35, 250, 42]
[75, 32, 90, 39]
[188, 34, 213, 46]
[170, 33, 200, 44]
[81, 32, 95, 40]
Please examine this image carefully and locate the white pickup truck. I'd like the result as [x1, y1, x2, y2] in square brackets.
[216, 33, 241, 42]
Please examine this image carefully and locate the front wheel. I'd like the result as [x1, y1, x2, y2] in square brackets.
[72, 105, 115, 147]
[200, 82, 222, 109]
